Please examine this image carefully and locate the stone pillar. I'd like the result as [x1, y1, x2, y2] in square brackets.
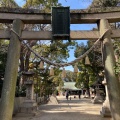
[0, 19, 23, 120]
[25, 80, 34, 100]
[100, 19, 120, 120]
[92, 84, 104, 104]
[100, 78, 111, 117]
[19, 73, 37, 116]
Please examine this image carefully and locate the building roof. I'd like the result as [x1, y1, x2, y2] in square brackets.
[63, 82, 81, 90]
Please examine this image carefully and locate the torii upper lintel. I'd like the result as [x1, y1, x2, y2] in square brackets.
[0, 7, 120, 24]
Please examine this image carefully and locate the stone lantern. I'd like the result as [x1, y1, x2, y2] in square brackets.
[92, 80, 104, 104]
[100, 77, 111, 117]
[19, 70, 37, 115]
[23, 71, 35, 100]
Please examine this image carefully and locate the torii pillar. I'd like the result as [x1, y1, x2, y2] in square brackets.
[0, 19, 23, 120]
[99, 19, 120, 120]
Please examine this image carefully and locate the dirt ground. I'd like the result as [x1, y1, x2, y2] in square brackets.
[13, 95, 112, 120]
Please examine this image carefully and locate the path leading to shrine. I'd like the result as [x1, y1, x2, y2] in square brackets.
[13, 95, 112, 120]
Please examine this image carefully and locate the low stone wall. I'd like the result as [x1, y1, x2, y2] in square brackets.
[1, 96, 52, 115]
[0, 97, 26, 115]
[37, 97, 44, 104]
[13, 97, 26, 115]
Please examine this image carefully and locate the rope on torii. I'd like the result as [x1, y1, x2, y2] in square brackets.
[10, 28, 110, 67]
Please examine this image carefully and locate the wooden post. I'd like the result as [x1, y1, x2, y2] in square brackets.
[0, 19, 23, 120]
[99, 19, 120, 120]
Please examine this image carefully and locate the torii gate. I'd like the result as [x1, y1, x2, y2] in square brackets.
[0, 7, 120, 120]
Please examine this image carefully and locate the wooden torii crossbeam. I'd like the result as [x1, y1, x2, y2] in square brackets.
[0, 7, 120, 24]
[0, 7, 120, 120]
[0, 29, 120, 40]
[0, 7, 120, 40]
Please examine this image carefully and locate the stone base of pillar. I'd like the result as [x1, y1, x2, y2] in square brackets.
[100, 98, 111, 117]
[91, 95, 104, 104]
[18, 100, 38, 116]
[100, 106, 111, 117]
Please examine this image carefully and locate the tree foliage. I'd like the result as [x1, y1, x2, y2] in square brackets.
[23, 0, 61, 11]
[89, 0, 120, 76]
[0, 37, 9, 77]
[0, 0, 76, 97]
[89, 0, 120, 8]
[113, 40, 120, 75]
[74, 40, 104, 90]
[0, 0, 19, 7]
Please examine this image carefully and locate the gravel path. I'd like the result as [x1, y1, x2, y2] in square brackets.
[13, 95, 112, 120]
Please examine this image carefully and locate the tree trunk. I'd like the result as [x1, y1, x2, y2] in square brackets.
[20, 47, 25, 72]
[99, 19, 120, 120]
[25, 50, 31, 71]
[0, 19, 24, 120]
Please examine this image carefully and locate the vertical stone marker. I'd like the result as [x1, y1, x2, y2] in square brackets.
[19, 71, 37, 115]
[100, 77, 111, 117]
[0, 19, 23, 120]
[92, 83, 104, 104]
[99, 19, 120, 120]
